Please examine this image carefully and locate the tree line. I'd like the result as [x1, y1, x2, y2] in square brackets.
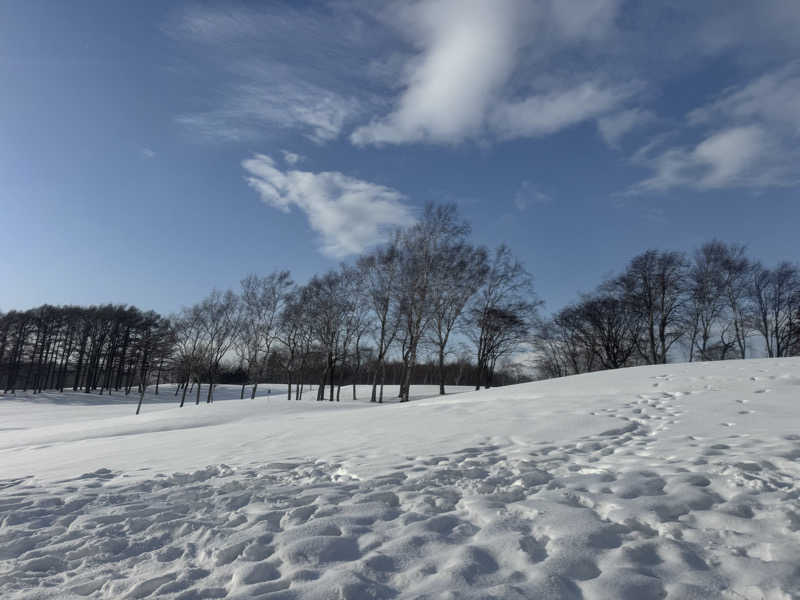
[0, 304, 173, 414]
[0, 204, 540, 408]
[535, 241, 800, 378]
[3, 214, 799, 407]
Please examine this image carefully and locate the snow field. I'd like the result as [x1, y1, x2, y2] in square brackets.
[0, 360, 799, 599]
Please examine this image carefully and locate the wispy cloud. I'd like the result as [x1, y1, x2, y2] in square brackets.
[167, 0, 800, 200]
[688, 62, 800, 132]
[141, 147, 156, 159]
[177, 78, 361, 144]
[351, 0, 633, 146]
[514, 181, 552, 211]
[168, 4, 377, 144]
[630, 63, 800, 192]
[351, 0, 522, 145]
[631, 126, 773, 192]
[491, 81, 639, 141]
[242, 154, 416, 257]
[280, 150, 303, 165]
[596, 108, 655, 147]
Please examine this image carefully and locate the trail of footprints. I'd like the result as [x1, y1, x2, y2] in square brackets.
[1, 390, 799, 599]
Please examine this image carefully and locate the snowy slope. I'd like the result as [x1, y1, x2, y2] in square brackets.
[1, 360, 799, 599]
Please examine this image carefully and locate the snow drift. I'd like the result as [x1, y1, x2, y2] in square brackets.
[1, 359, 799, 599]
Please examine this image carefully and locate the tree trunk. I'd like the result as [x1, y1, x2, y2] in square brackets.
[370, 365, 378, 402]
[328, 355, 335, 402]
[136, 386, 145, 415]
[180, 378, 188, 407]
[438, 347, 446, 395]
[155, 359, 163, 394]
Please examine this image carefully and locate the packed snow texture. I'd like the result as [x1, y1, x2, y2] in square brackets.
[1, 360, 799, 599]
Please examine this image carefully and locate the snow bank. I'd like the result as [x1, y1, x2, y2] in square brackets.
[1, 359, 799, 598]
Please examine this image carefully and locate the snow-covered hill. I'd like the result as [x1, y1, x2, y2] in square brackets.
[1, 360, 799, 599]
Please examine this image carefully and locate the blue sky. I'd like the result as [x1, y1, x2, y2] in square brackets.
[2, 1, 799, 316]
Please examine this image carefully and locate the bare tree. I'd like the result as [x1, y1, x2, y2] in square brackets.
[305, 271, 353, 401]
[134, 314, 172, 415]
[238, 271, 292, 399]
[427, 242, 488, 394]
[574, 293, 640, 370]
[173, 306, 206, 407]
[397, 203, 470, 401]
[749, 262, 800, 357]
[195, 290, 240, 403]
[358, 239, 402, 403]
[534, 318, 577, 379]
[339, 265, 371, 400]
[617, 250, 688, 364]
[469, 245, 540, 389]
[277, 286, 314, 400]
[685, 242, 729, 361]
[789, 301, 800, 356]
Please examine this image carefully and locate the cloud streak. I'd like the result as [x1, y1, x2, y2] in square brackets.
[632, 126, 774, 192]
[177, 78, 360, 144]
[631, 63, 800, 192]
[242, 155, 415, 257]
[352, 0, 633, 146]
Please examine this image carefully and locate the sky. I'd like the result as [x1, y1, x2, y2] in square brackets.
[2, 0, 800, 317]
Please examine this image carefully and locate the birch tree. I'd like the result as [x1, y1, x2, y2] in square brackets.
[468, 245, 540, 389]
[238, 271, 292, 399]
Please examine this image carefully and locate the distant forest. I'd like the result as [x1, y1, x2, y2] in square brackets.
[2, 203, 799, 409]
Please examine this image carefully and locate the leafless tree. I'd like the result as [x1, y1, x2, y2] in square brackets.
[173, 306, 206, 407]
[616, 250, 688, 364]
[277, 286, 314, 400]
[427, 242, 488, 394]
[305, 271, 353, 401]
[237, 271, 292, 399]
[468, 245, 541, 389]
[358, 238, 403, 403]
[339, 265, 371, 400]
[134, 314, 173, 415]
[575, 293, 641, 370]
[685, 242, 730, 361]
[396, 203, 470, 401]
[195, 290, 240, 403]
[749, 262, 800, 357]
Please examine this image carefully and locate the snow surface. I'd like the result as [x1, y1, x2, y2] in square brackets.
[1, 360, 799, 599]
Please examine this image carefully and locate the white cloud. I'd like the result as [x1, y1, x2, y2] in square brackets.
[631, 63, 800, 192]
[280, 150, 303, 165]
[547, 0, 621, 41]
[242, 155, 416, 257]
[596, 108, 655, 147]
[168, 3, 375, 144]
[491, 82, 638, 140]
[694, 126, 770, 188]
[351, 0, 630, 146]
[169, 1, 800, 157]
[689, 62, 800, 133]
[352, 0, 521, 145]
[141, 147, 156, 159]
[514, 180, 552, 211]
[178, 80, 360, 144]
[631, 125, 775, 192]
[170, 8, 260, 42]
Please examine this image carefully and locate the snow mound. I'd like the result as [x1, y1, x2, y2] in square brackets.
[1, 359, 799, 598]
